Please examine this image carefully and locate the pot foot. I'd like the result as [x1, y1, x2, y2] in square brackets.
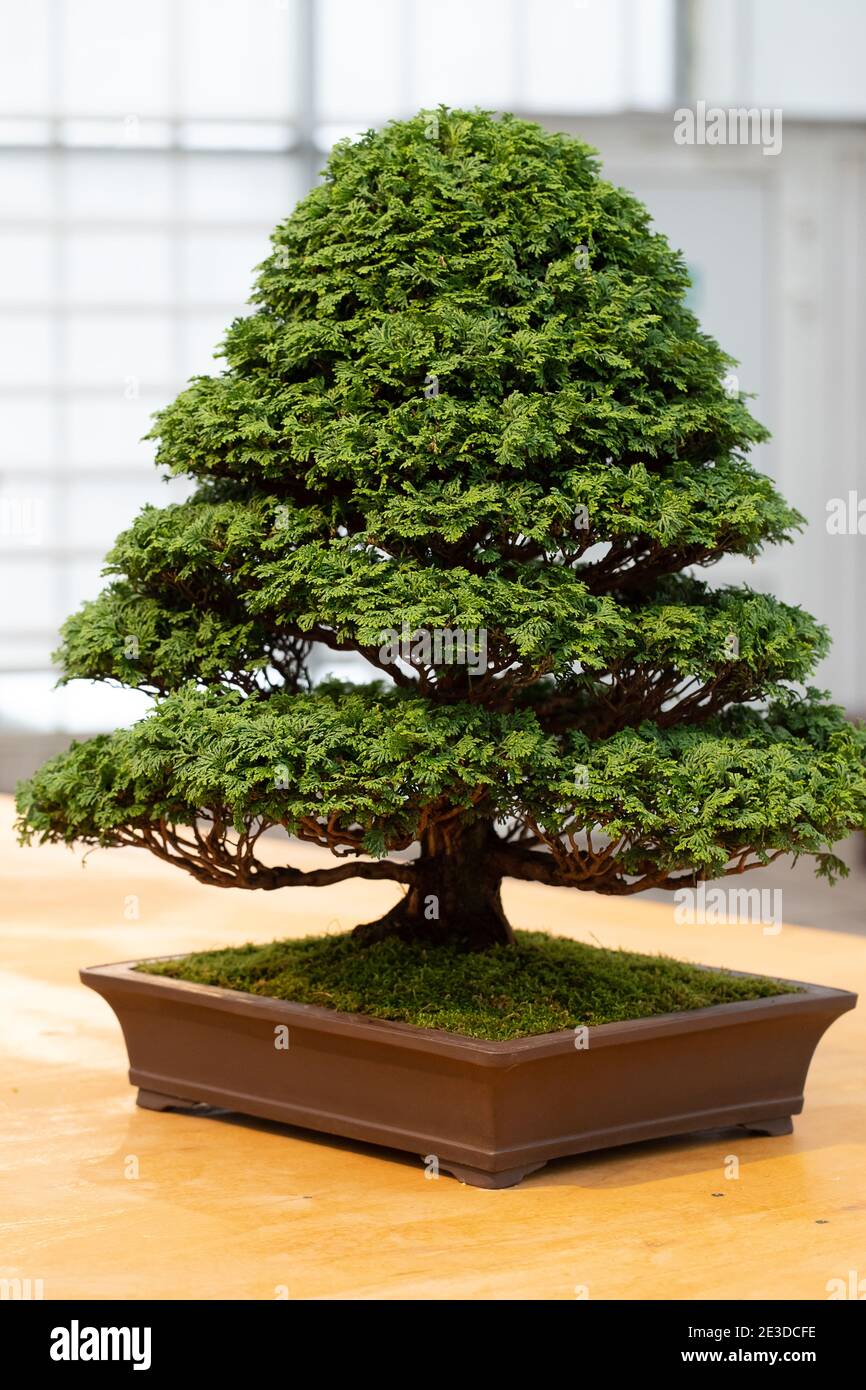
[739, 1115, 794, 1137]
[437, 1160, 547, 1189]
[137, 1087, 205, 1113]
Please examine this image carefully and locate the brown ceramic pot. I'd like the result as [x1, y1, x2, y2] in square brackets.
[81, 958, 856, 1188]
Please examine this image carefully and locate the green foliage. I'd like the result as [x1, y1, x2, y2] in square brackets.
[55, 492, 820, 696]
[17, 683, 866, 890]
[549, 693, 866, 883]
[15, 681, 558, 849]
[15, 108, 866, 906]
[137, 930, 794, 1040]
[151, 112, 768, 492]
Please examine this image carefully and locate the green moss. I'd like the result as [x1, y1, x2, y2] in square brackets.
[137, 930, 794, 1041]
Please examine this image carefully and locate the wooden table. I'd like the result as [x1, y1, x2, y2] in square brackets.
[1, 796, 863, 1301]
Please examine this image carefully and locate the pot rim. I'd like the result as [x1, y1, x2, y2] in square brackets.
[80, 954, 858, 1066]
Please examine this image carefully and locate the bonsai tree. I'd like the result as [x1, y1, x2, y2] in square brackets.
[17, 109, 866, 952]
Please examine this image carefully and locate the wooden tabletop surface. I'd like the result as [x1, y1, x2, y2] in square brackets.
[1, 795, 863, 1301]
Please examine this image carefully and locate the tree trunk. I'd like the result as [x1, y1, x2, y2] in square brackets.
[352, 821, 514, 951]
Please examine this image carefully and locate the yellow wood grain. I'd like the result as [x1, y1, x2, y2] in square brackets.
[1, 796, 863, 1301]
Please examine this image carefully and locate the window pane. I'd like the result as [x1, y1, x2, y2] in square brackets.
[0, 232, 54, 304]
[0, 671, 153, 731]
[0, 1, 52, 115]
[60, 0, 173, 117]
[520, 0, 673, 113]
[0, 314, 54, 386]
[180, 0, 297, 119]
[0, 476, 53, 546]
[182, 154, 307, 220]
[182, 230, 271, 306]
[524, 0, 627, 112]
[65, 314, 177, 388]
[64, 151, 175, 221]
[0, 399, 56, 467]
[0, 640, 59, 674]
[316, 0, 405, 122]
[412, 0, 515, 110]
[0, 152, 55, 217]
[632, 0, 674, 109]
[0, 558, 56, 629]
[181, 311, 237, 378]
[64, 232, 174, 306]
[66, 395, 163, 468]
[66, 475, 186, 549]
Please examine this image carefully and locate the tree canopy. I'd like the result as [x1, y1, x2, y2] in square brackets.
[17, 108, 866, 944]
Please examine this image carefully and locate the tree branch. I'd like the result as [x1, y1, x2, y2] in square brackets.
[118, 819, 415, 890]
